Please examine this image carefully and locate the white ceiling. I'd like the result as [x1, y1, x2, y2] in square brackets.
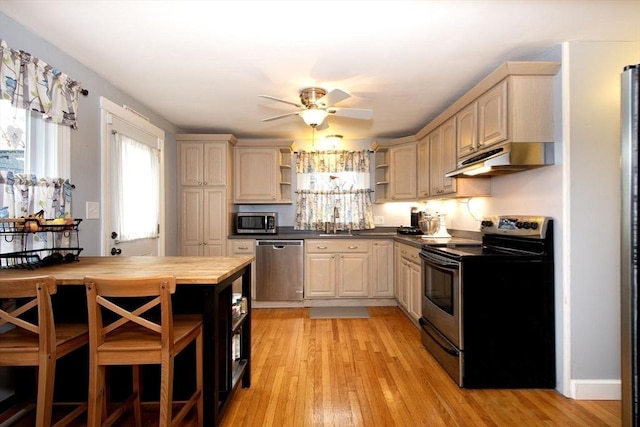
[1, 0, 639, 140]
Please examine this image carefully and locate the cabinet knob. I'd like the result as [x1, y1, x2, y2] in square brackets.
[348, 246, 358, 250]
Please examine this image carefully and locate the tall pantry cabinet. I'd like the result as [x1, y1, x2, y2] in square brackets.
[177, 134, 237, 256]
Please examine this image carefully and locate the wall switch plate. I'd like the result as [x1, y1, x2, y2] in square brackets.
[86, 202, 100, 219]
[374, 216, 384, 225]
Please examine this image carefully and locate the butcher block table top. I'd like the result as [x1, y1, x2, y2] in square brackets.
[0, 256, 254, 284]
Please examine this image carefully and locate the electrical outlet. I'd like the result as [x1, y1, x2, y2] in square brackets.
[374, 216, 384, 225]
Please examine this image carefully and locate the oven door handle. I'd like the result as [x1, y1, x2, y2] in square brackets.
[419, 317, 459, 357]
[419, 252, 459, 269]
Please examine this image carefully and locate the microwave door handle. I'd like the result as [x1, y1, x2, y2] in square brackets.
[419, 318, 459, 357]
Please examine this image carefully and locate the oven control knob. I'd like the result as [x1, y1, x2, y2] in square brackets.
[516, 221, 524, 228]
[481, 220, 493, 227]
[530, 222, 539, 230]
[523, 222, 532, 229]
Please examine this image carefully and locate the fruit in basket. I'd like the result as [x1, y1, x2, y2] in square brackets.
[45, 218, 66, 226]
[25, 220, 39, 232]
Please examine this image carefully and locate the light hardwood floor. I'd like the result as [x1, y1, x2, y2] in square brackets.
[6, 306, 622, 426]
[220, 307, 621, 427]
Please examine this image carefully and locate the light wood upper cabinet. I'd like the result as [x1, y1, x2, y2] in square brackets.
[417, 136, 430, 199]
[456, 101, 478, 159]
[234, 147, 277, 202]
[234, 146, 292, 204]
[180, 142, 227, 186]
[429, 117, 457, 196]
[478, 79, 508, 147]
[457, 75, 555, 162]
[389, 142, 417, 200]
[441, 117, 457, 193]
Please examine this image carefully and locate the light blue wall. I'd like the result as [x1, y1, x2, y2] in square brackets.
[1, 12, 182, 255]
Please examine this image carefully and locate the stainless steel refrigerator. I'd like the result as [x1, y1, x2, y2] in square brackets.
[621, 63, 639, 427]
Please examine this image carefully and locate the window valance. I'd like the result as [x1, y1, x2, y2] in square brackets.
[0, 39, 84, 128]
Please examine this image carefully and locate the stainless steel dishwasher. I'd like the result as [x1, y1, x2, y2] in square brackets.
[255, 240, 304, 301]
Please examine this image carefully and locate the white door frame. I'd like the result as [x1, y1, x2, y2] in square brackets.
[99, 97, 165, 256]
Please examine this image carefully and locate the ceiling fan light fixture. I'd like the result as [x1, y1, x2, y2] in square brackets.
[300, 108, 328, 127]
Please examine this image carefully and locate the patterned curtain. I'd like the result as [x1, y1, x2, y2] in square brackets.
[0, 39, 82, 128]
[295, 150, 375, 231]
[0, 171, 73, 253]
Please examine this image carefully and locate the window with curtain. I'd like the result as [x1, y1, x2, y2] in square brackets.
[295, 150, 375, 231]
[0, 100, 70, 177]
[112, 133, 160, 242]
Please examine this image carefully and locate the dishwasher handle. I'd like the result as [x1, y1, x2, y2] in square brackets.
[256, 240, 304, 248]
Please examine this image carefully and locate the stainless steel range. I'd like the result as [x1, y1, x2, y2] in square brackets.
[418, 215, 555, 388]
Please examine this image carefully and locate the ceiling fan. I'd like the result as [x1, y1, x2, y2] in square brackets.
[259, 87, 373, 129]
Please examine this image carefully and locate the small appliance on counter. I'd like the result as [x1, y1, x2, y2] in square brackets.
[396, 226, 423, 235]
[419, 213, 451, 238]
[235, 212, 277, 234]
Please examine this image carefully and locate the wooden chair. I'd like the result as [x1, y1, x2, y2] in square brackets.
[83, 275, 203, 427]
[0, 275, 88, 426]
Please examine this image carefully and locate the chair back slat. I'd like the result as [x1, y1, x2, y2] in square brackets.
[98, 295, 162, 335]
[84, 275, 176, 349]
[0, 276, 57, 354]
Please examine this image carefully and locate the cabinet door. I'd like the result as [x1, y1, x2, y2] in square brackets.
[180, 143, 204, 186]
[408, 261, 422, 322]
[390, 143, 417, 200]
[456, 102, 478, 158]
[478, 80, 507, 149]
[305, 254, 336, 298]
[180, 188, 203, 255]
[203, 143, 227, 186]
[394, 243, 406, 305]
[417, 136, 430, 199]
[440, 117, 457, 194]
[203, 188, 225, 249]
[399, 259, 410, 310]
[234, 148, 277, 202]
[337, 253, 369, 297]
[429, 127, 444, 196]
[371, 240, 394, 298]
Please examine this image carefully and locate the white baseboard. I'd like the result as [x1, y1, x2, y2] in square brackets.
[569, 379, 621, 400]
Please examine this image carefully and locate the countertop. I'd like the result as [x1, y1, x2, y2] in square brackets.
[0, 255, 254, 284]
[229, 227, 481, 249]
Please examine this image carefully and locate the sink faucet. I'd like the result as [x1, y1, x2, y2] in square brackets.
[333, 207, 340, 234]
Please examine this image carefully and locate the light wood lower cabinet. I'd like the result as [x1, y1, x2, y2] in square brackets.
[305, 240, 371, 298]
[394, 242, 421, 323]
[371, 240, 394, 297]
[228, 239, 256, 297]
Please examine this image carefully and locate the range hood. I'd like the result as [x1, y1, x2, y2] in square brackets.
[445, 142, 554, 178]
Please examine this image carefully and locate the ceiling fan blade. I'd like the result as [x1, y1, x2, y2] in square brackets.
[317, 88, 350, 107]
[259, 94, 302, 108]
[327, 107, 373, 120]
[262, 111, 300, 122]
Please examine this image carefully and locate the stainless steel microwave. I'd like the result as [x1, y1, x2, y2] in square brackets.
[235, 212, 277, 234]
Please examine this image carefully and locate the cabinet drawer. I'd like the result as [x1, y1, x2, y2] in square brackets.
[398, 243, 421, 264]
[306, 239, 371, 253]
[230, 240, 255, 254]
